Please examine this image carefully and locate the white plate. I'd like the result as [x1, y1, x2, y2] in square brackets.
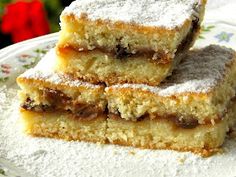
[0, 22, 236, 177]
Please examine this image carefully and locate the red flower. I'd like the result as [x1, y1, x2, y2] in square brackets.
[1, 0, 50, 43]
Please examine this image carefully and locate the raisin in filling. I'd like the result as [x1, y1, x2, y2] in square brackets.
[113, 18, 200, 60]
[115, 44, 131, 59]
[21, 88, 104, 119]
[110, 113, 199, 129]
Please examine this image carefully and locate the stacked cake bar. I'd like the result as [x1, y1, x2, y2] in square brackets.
[17, 0, 236, 156]
[17, 51, 107, 143]
[56, 0, 206, 85]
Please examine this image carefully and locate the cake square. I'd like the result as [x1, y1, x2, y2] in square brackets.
[106, 45, 236, 124]
[17, 50, 107, 114]
[17, 50, 107, 143]
[55, 0, 206, 85]
[106, 97, 236, 157]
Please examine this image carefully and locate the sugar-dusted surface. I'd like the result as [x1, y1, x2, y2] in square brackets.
[109, 45, 235, 96]
[62, 0, 203, 28]
[1, 87, 236, 177]
[18, 49, 102, 89]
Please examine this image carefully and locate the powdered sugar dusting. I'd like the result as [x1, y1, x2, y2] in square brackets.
[109, 45, 235, 96]
[62, 0, 203, 28]
[18, 49, 102, 89]
[1, 86, 236, 177]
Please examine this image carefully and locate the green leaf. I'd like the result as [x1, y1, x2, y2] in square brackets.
[0, 77, 9, 83]
[41, 0, 62, 33]
[198, 35, 205, 39]
[207, 25, 215, 29]
[34, 49, 47, 54]
[22, 63, 35, 69]
[0, 168, 5, 175]
[201, 25, 215, 32]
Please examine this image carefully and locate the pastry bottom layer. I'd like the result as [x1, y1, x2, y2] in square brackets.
[20, 109, 107, 143]
[20, 102, 236, 157]
[56, 47, 178, 86]
[107, 115, 228, 157]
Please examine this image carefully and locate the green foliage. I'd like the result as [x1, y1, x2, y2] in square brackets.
[0, 168, 6, 176]
[0, 0, 10, 19]
[198, 25, 215, 39]
[201, 25, 215, 32]
[42, 0, 63, 32]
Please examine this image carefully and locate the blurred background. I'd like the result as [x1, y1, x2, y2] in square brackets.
[0, 0, 73, 48]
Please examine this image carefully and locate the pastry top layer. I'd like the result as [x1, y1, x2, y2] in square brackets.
[18, 49, 102, 89]
[62, 0, 204, 29]
[108, 45, 235, 96]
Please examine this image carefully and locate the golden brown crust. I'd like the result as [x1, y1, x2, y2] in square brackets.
[109, 139, 221, 158]
[30, 133, 106, 144]
[64, 13, 186, 39]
